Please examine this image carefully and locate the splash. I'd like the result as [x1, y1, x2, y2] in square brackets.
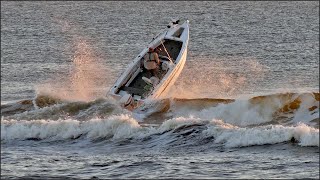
[1, 92, 319, 147]
[35, 38, 109, 102]
[2, 92, 318, 128]
[170, 92, 319, 127]
[165, 56, 269, 99]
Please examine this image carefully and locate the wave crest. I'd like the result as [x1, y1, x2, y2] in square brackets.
[204, 121, 319, 147]
[1, 115, 140, 141]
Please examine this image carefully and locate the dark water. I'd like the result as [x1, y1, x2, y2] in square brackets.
[1, 1, 319, 179]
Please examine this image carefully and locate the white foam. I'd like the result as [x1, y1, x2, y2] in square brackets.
[292, 93, 319, 125]
[172, 93, 319, 127]
[2, 114, 318, 148]
[1, 119, 82, 140]
[203, 120, 319, 147]
[1, 115, 204, 142]
[178, 98, 283, 127]
[84, 115, 141, 139]
[1, 114, 141, 141]
[158, 116, 202, 133]
[1, 100, 21, 105]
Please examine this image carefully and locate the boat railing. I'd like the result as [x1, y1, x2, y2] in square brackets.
[149, 29, 166, 44]
[160, 40, 174, 64]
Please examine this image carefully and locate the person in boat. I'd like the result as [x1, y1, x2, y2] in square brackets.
[144, 47, 160, 78]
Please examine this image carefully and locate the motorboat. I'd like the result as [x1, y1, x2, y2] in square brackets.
[108, 19, 189, 110]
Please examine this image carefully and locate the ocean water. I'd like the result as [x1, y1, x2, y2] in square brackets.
[1, 1, 319, 179]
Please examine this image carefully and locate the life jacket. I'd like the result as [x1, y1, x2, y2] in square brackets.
[144, 52, 158, 70]
[145, 52, 156, 62]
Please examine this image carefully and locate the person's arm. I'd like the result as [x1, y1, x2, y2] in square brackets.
[159, 54, 169, 60]
[154, 53, 160, 64]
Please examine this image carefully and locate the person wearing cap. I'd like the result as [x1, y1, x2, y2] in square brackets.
[143, 47, 160, 78]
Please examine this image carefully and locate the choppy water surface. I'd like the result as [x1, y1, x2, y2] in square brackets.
[1, 1, 319, 179]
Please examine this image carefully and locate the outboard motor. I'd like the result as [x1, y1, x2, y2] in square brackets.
[119, 94, 133, 108]
[171, 18, 180, 25]
[168, 18, 180, 28]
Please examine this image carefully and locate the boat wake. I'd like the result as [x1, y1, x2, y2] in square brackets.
[1, 92, 319, 148]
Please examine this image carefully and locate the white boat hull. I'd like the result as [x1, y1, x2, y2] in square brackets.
[151, 48, 187, 99]
[108, 20, 189, 109]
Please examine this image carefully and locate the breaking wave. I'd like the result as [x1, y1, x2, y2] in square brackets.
[1, 115, 318, 148]
[1, 92, 319, 148]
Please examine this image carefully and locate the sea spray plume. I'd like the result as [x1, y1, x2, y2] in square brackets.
[35, 38, 109, 102]
[166, 56, 269, 99]
[34, 17, 111, 102]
